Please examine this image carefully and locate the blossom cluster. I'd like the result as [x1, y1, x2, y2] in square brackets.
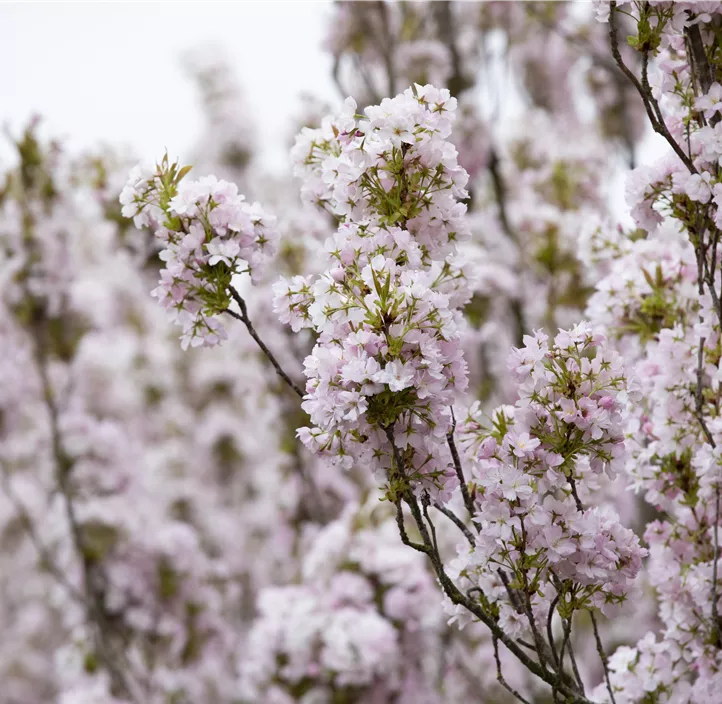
[584, 3, 722, 700]
[13, 1, 722, 701]
[585, 222, 699, 358]
[120, 158, 279, 349]
[290, 84, 469, 258]
[278, 85, 472, 499]
[450, 324, 646, 637]
[239, 502, 447, 703]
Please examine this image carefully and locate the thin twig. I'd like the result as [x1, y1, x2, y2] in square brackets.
[494, 635, 532, 704]
[498, 569, 525, 615]
[447, 422, 477, 527]
[227, 285, 304, 398]
[546, 593, 561, 671]
[591, 612, 617, 704]
[517, 517, 560, 673]
[566, 627, 585, 694]
[394, 498, 427, 554]
[558, 616, 574, 684]
[422, 491, 440, 557]
[433, 502, 475, 547]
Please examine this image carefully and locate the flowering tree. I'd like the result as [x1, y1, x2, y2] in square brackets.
[3, 1, 722, 703]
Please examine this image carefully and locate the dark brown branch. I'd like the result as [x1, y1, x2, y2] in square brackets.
[447, 424, 477, 527]
[517, 518, 561, 674]
[558, 616, 574, 687]
[497, 569, 525, 616]
[591, 612, 617, 704]
[422, 491, 440, 557]
[227, 285, 304, 398]
[686, 23, 716, 120]
[494, 635, 532, 704]
[565, 624, 585, 694]
[433, 502, 475, 547]
[546, 593, 561, 671]
[394, 498, 427, 554]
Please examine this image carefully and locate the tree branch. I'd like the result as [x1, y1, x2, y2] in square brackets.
[591, 612, 617, 704]
[494, 635, 532, 704]
[433, 501, 475, 547]
[383, 425, 591, 702]
[226, 285, 304, 398]
[608, 1, 697, 174]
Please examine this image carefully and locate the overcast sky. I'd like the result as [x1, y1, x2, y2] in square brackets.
[0, 2, 338, 172]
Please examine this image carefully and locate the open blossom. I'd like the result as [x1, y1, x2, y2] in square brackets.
[673, 170, 713, 204]
[507, 431, 540, 458]
[696, 82, 722, 120]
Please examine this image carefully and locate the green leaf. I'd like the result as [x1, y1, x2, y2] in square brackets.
[177, 164, 193, 182]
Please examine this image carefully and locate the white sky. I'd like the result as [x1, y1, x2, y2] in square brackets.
[0, 1, 338, 172]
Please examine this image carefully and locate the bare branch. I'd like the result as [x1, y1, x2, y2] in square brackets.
[494, 635, 532, 704]
[591, 612, 617, 704]
[447, 420, 477, 527]
[226, 285, 305, 398]
[433, 501, 475, 547]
